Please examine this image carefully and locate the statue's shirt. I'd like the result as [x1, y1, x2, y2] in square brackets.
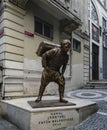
[42, 48, 69, 71]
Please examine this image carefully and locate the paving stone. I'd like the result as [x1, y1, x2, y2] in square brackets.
[66, 89, 107, 101]
[66, 112, 107, 130]
[66, 90, 107, 130]
[97, 100, 107, 113]
[0, 118, 21, 130]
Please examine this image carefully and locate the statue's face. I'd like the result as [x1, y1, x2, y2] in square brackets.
[62, 42, 71, 52]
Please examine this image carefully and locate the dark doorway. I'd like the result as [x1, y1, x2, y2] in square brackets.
[103, 48, 107, 79]
[92, 44, 99, 80]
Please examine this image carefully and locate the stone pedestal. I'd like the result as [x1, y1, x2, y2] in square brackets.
[1, 96, 98, 130]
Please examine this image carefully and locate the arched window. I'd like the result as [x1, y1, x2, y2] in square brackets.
[91, 2, 99, 24]
[90, 2, 100, 43]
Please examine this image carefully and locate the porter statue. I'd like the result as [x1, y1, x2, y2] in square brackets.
[36, 39, 71, 103]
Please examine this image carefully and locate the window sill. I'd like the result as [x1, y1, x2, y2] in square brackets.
[35, 33, 53, 41]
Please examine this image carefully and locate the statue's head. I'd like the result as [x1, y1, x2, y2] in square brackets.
[61, 39, 71, 52]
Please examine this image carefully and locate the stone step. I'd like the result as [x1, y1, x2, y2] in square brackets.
[85, 81, 107, 89]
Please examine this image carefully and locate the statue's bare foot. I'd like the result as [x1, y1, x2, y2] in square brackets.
[35, 97, 41, 102]
[60, 99, 68, 103]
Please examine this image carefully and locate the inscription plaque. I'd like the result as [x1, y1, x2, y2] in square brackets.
[1, 97, 98, 130]
[38, 112, 73, 126]
[31, 110, 79, 130]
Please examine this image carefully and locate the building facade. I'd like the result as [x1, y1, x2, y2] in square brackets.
[0, 0, 89, 98]
[89, 0, 107, 80]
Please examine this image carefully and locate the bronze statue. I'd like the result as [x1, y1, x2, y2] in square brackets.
[36, 39, 71, 103]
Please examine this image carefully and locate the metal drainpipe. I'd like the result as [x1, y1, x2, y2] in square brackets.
[2, 75, 24, 99]
[69, 33, 73, 77]
[2, 76, 8, 99]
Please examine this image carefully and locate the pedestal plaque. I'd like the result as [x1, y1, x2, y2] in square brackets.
[1, 96, 98, 130]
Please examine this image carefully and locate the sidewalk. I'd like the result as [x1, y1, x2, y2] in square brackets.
[65, 89, 107, 130]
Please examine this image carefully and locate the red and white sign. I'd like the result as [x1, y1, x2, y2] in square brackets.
[24, 31, 34, 38]
[0, 28, 4, 36]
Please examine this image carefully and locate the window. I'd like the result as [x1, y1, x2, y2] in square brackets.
[102, 17, 106, 44]
[88, 20, 90, 32]
[73, 39, 81, 52]
[35, 17, 53, 39]
[92, 24, 100, 43]
[102, 17, 106, 30]
[91, 2, 99, 24]
[102, 17, 107, 47]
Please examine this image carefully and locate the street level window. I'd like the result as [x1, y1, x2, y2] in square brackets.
[73, 39, 81, 52]
[92, 24, 99, 43]
[35, 17, 53, 39]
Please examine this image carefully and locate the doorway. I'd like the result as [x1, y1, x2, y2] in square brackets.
[92, 44, 99, 80]
[103, 48, 107, 79]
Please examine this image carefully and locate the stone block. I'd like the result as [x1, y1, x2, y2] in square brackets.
[1, 96, 98, 130]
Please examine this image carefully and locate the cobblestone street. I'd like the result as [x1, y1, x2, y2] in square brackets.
[66, 89, 107, 130]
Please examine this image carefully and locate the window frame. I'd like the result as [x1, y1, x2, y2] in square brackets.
[73, 38, 81, 52]
[102, 17, 107, 45]
[34, 17, 53, 39]
[92, 24, 100, 43]
[91, 2, 99, 25]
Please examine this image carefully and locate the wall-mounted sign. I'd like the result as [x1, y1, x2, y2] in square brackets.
[0, 29, 4, 36]
[24, 31, 34, 38]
